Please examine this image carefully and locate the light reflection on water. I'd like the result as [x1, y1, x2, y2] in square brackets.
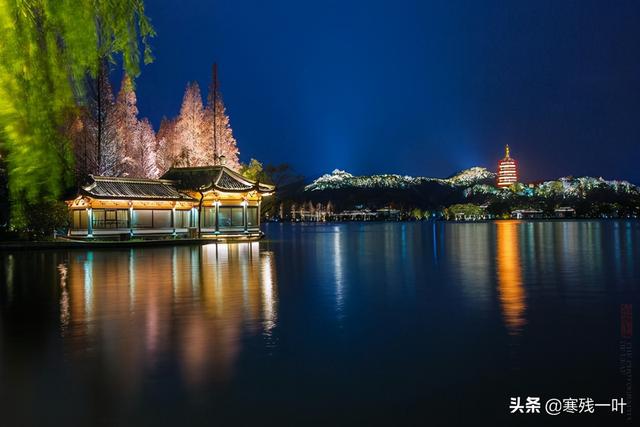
[444, 222, 493, 305]
[59, 243, 277, 390]
[496, 221, 526, 335]
[333, 227, 345, 317]
[1, 221, 639, 425]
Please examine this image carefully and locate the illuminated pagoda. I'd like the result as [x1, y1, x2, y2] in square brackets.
[497, 145, 518, 188]
[66, 166, 275, 240]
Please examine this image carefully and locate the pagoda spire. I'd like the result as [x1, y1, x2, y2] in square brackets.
[505, 144, 511, 158]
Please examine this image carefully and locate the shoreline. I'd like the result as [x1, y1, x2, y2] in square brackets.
[0, 235, 263, 251]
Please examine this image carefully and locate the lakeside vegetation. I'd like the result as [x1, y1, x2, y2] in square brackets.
[0, 0, 154, 229]
[0, 0, 154, 239]
[0, 1, 284, 241]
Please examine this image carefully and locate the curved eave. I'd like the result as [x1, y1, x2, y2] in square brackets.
[78, 189, 195, 202]
[202, 183, 275, 194]
[213, 167, 276, 192]
[162, 165, 277, 194]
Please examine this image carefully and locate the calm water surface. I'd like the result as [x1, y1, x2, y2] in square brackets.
[0, 221, 638, 426]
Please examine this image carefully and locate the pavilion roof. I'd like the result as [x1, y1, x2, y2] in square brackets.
[161, 165, 275, 193]
[81, 175, 194, 201]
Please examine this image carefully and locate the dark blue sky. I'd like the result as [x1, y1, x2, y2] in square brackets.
[134, 0, 640, 182]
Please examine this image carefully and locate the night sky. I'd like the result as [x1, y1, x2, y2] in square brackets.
[134, 0, 640, 183]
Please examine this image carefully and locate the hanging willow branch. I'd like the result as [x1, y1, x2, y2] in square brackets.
[0, 0, 154, 228]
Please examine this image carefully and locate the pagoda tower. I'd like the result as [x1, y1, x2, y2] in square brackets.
[497, 145, 518, 188]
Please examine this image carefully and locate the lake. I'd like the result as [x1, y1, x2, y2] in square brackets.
[0, 221, 637, 426]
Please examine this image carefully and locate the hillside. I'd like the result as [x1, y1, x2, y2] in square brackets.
[262, 167, 640, 218]
[304, 167, 496, 191]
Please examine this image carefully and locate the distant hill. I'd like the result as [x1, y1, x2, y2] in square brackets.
[262, 167, 640, 218]
[286, 167, 496, 212]
[304, 167, 496, 191]
[466, 175, 639, 198]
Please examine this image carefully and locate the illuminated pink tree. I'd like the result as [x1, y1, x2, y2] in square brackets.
[135, 118, 159, 178]
[155, 116, 178, 174]
[205, 96, 240, 170]
[70, 65, 119, 179]
[174, 82, 208, 166]
[89, 65, 118, 176]
[113, 75, 140, 176]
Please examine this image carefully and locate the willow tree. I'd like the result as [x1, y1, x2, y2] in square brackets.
[0, 0, 154, 228]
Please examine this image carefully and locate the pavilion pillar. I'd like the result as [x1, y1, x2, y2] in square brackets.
[87, 207, 93, 237]
[242, 199, 248, 233]
[129, 205, 134, 237]
[214, 201, 220, 233]
[171, 206, 176, 236]
[257, 200, 261, 227]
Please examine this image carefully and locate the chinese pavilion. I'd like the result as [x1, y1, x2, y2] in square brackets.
[66, 166, 275, 240]
[497, 145, 518, 188]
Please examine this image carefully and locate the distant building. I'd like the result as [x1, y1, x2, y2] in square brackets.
[497, 145, 518, 188]
[335, 208, 378, 221]
[376, 207, 401, 220]
[290, 202, 332, 222]
[511, 209, 543, 219]
[554, 207, 576, 218]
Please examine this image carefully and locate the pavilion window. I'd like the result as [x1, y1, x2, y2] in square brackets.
[218, 207, 231, 227]
[153, 210, 172, 228]
[93, 209, 106, 229]
[174, 210, 191, 228]
[91, 209, 128, 229]
[132, 210, 153, 228]
[218, 207, 244, 228]
[247, 207, 258, 227]
[117, 209, 129, 227]
[231, 207, 244, 227]
[70, 210, 88, 229]
[202, 207, 216, 228]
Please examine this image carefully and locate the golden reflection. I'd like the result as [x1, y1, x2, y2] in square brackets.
[61, 243, 278, 392]
[496, 221, 526, 335]
[57, 263, 70, 333]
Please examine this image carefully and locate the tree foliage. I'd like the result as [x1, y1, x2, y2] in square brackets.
[174, 82, 208, 167]
[207, 92, 240, 170]
[156, 116, 178, 173]
[70, 61, 119, 178]
[158, 80, 241, 173]
[135, 118, 159, 178]
[444, 204, 485, 220]
[113, 74, 143, 176]
[69, 72, 160, 180]
[240, 158, 265, 182]
[0, 0, 154, 228]
[21, 200, 69, 240]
